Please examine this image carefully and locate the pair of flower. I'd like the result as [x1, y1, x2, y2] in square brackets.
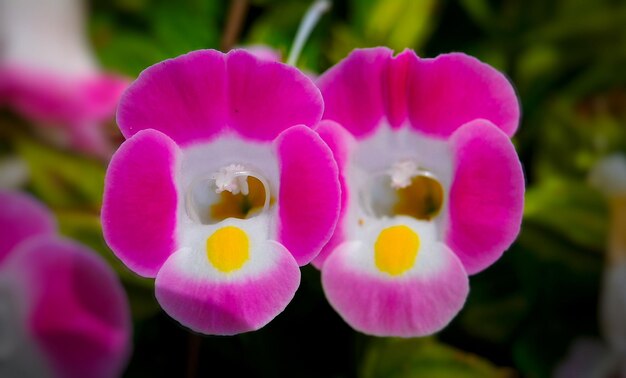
[0, 190, 130, 378]
[102, 47, 524, 337]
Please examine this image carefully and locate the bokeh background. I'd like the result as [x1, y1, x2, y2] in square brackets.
[2, 0, 626, 377]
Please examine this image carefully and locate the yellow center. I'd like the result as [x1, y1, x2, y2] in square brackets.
[206, 226, 250, 273]
[374, 225, 420, 276]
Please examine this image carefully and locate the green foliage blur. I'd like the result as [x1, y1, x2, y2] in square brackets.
[3, 0, 626, 377]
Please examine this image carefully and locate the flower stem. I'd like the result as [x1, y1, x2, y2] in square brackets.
[286, 0, 332, 66]
[221, 0, 249, 51]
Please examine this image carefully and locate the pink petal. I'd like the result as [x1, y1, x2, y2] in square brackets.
[117, 49, 323, 145]
[318, 48, 519, 139]
[240, 45, 282, 62]
[4, 236, 131, 378]
[0, 190, 56, 263]
[102, 129, 179, 278]
[275, 125, 341, 265]
[117, 50, 228, 145]
[446, 119, 524, 274]
[311, 121, 355, 269]
[407, 53, 519, 138]
[0, 66, 127, 155]
[322, 240, 469, 337]
[554, 338, 608, 378]
[155, 240, 300, 336]
[227, 50, 323, 141]
[382, 49, 414, 129]
[317, 48, 393, 138]
[0, 67, 126, 126]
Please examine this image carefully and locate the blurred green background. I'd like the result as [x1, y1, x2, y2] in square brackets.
[3, 0, 626, 376]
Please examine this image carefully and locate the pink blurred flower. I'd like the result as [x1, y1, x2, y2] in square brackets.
[0, 0, 128, 157]
[314, 48, 524, 337]
[101, 49, 340, 335]
[241, 45, 282, 62]
[0, 190, 131, 378]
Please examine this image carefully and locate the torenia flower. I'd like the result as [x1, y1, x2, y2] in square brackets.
[0, 0, 128, 156]
[314, 48, 524, 337]
[0, 190, 131, 378]
[102, 49, 340, 335]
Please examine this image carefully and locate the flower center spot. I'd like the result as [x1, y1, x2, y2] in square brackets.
[186, 165, 273, 224]
[374, 225, 420, 276]
[393, 175, 444, 220]
[361, 164, 444, 221]
[206, 226, 250, 273]
[210, 176, 273, 221]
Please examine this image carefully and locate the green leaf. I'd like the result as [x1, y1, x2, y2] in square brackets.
[149, 0, 222, 55]
[16, 137, 106, 211]
[361, 338, 512, 378]
[364, 0, 438, 51]
[458, 0, 494, 30]
[524, 177, 608, 250]
[96, 30, 170, 77]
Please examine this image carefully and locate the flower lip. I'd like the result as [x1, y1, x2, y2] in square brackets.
[321, 215, 469, 337]
[154, 215, 301, 335]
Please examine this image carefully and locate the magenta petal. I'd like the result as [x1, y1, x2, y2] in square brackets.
[102, 129, 179, 278]
[322, 241, 469, 337]
[382, 49, 414, 129]
[275, 125, 341, 265]
[407, 53, 520, 138]
[446, 120, 524, 274]
[6, 236, 130, 378]
[0, 190, 56, 263]
[118, 49, 323, 145]
[311, 121, 355, 269]
[0, 67, 127, 126]
[0, 67, 127, 155]
[117, 50, 228, 145]
[227, 50, 323, 141]
[155, 241, 300, 335]
[317, 48, 393, 138]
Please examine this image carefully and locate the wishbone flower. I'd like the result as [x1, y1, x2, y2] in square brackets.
[0, 190, 131, 378]
[314, 47, 525, 337]
[0, 0, 128, 156]
[102, 49, 341, 335]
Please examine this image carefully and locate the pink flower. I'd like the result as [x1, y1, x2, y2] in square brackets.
[0, 190, 131, 378]
[0, 0, 128, 156]
[314, 48, 525, 337]
[102, 49, 341, 335]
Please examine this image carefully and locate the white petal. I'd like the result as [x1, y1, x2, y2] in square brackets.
[0, 0, 98, 76]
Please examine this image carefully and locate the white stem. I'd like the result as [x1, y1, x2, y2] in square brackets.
[286, 0, 331, 66]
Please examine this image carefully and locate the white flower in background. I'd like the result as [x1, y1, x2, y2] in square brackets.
[557, 154, 626, 377]
[0, 0, 128, 157]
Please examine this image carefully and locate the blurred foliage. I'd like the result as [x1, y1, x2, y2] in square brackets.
[361, 338, 512, 377]
[2, 0, 626, 377]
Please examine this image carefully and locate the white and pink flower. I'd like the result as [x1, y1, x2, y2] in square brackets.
[102, 49, 341, 335]
[0, 190, 131, 378]
[314, 48, 525, 337]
